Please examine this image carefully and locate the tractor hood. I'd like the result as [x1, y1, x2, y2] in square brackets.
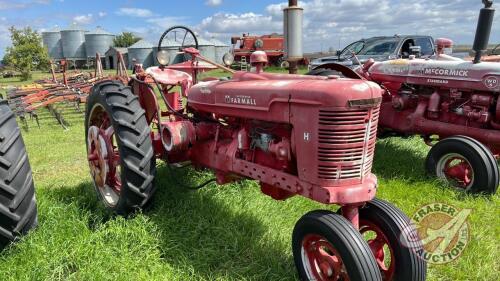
[367, 59, 500, 92]
[187, 71, 382, 123]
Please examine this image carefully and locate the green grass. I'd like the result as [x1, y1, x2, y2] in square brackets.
[0, 71, 499, 281]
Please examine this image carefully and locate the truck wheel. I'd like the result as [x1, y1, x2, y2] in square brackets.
[0, 100, 38, 249]
[292, 210, 382, 281]
[355, 198, 427, 281]
[85, 81, 156, 215]
[425, 136, 499, 194]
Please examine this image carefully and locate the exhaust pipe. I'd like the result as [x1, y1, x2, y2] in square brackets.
[473, 0, 495, 63]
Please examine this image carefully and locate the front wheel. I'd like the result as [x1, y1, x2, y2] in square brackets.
[85, 80, 156, 215]
[292, 210, 382, 281]
[357, 198, 427, 281]
[425, 135, 499, 194]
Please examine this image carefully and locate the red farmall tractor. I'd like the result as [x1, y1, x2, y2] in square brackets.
[311, 0, 500, 194]
[85, 26, 426, 280]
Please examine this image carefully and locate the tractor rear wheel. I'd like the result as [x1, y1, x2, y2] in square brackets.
[0, 100, 38, 250]
[425, 136, 499, 194]
[85, 81, 156, 215]
[292, 210, 382, 281]
[355, 198, 427, 281]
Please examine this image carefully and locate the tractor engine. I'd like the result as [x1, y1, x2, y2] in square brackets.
[162, 72, 383, 204]
[361, 58, 500, 152]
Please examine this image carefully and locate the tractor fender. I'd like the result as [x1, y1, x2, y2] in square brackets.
[310, 63, 364, 80]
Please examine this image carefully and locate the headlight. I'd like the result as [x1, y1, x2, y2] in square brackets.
[156, 50, 170, 66]
[223, 53, 234, 66]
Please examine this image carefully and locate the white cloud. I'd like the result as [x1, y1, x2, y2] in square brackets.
[146, 17, 186, 29]
[98, 12, 107, 18]
[197, 0, 499, 52]
[73, 14, 93, 25]
[117, 7, 153, 18]
[0, 0, 50, 10]
[198, 12, 281, 37]
[205, 0, 222, 6]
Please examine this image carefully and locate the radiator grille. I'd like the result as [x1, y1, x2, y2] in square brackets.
[317, 107, 379, 180]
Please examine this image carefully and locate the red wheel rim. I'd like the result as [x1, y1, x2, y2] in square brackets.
[436, 153, 474, 190]
[301, 234, 350, 281]
[359, 220, 395, 280]
[87, 104, 122, 207]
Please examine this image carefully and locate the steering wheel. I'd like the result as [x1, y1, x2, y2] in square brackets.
[157, 26, 199, 64]
[338, 41, 364, 61]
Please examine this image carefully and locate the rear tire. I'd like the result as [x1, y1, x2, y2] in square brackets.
[425, 135, 499, 194]
[0, 100, 38, 249]
[85, 81, 156, 215]
[292, 210, 382, 281]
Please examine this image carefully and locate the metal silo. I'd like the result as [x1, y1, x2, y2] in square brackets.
[85, 26, 115, 58]
[197, 37, 216, 62]
[60, 23, 86, 59]
[128, 40, 154, 69]
[42, 28, 63, 59]
[153, 39, 181, 66]
[212, 38, 230, 64]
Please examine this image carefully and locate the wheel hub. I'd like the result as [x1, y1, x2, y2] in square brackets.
[88, 126, 109, 189]
[87, 105, 122, 207]
[302, 234, 349, 281]
[360, 220, 395, 280]
[436, 153, 474, 190]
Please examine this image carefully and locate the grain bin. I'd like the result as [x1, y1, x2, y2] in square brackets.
[197, 37, 216, 62]
[128, 40, 154, 69]
[85, 26, 115, 58]
[153, 39, 181, 66]
[212, 38, 230, 64]
[60, 23, 86, 59]
[42, 28, 63, 59]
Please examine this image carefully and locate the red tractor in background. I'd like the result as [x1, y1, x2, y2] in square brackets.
[85, 26, 426, 281]
[231, 33, 288, 68]
[310, 0, 499, 194]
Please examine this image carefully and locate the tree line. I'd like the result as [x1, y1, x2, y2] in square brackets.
[2, 27, 141, 81]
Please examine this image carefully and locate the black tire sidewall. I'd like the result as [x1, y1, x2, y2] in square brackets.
[85, 81, 156, 215]
[293, 211, 381, 281]
[359, 198, 426, 281]
[425, 136, 497, 193]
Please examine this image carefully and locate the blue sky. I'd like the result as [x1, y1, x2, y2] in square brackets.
[0, 0, 499, 58]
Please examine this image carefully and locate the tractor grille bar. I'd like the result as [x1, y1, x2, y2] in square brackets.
[317, 106, 379, 180]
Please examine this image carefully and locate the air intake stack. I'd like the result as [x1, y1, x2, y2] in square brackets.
[473, 0, 495, 63]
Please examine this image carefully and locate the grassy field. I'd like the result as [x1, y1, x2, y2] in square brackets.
[0, 70, 499, 281]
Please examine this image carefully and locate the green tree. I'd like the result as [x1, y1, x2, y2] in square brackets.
[113, 32, 141, 48]
[3, 26, 50, 81]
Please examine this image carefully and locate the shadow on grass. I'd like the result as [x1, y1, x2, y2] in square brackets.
[373, 137, 429, 182]
[46, 164, 297, 280]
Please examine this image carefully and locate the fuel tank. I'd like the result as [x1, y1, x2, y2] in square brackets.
[367, 59, 500, 92]
[187, 71, 383, 123]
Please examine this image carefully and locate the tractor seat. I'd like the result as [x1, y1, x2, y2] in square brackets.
[145, 67, 193, 86]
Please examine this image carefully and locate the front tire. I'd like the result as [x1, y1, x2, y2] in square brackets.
[357, 198, 427, 281]
[292, 210, 382, 281]
[0, 100, 38, 249]
[85, 81, 156, 215]
[425, 136, 499, 194]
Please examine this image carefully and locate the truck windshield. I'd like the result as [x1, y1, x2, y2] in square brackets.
[340, 38, 400, 57]
[358, 39, 399, 56]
